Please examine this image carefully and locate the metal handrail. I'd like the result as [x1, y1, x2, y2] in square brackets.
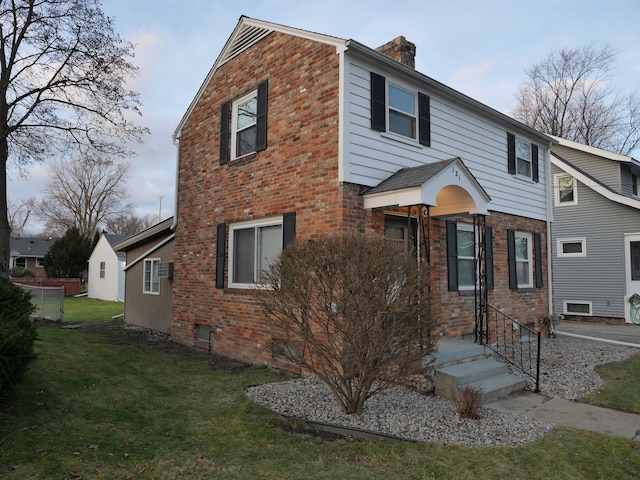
[481, 302, 540, 392]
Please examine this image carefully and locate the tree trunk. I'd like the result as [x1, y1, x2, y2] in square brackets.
[0, 135, 10, 278]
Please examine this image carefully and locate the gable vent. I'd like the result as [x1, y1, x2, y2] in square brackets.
[221, 25, 272, 64]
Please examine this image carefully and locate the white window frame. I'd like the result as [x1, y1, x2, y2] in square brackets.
[515, 139, 532, 178]
[554, 173, 578, 206]
[14, 257, 26, 269]
[457, 222, 477, 291]
[228, 217, 283, 289]
[143, 258, 160, 295]
[563, 300, 592, 316]
[99, 261, 106, 279]
[387, 83, 417, 141]
[557, 237, 587, 257]
[515, 232, 533, 288]
[230, 89, 258, 160]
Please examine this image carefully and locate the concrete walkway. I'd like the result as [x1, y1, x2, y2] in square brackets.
[488, 321, 640, 440]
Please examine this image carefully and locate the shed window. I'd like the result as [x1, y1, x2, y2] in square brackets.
[143, 258, 160, 295]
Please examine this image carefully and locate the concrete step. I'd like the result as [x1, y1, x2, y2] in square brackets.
[432, 338, 487, 367]
[465, 373, 529, 403]
[434, 358, 508, 399]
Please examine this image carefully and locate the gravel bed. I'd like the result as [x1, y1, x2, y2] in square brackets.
[245, 337, 638, 447]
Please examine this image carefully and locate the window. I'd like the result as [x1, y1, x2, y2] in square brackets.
[220, 80, 268, 164]
[370, 72, 431, 146]
[507, 132, 539, 182]
[557, 238, 586, 257]
[554, 174, 578, 206]
[633, 174, 638, 196]
[14, 257, 26, 268]
[630, 241, 640, 281]
[446, 220, 494, 292]
[143, 258, 160, 294]
[508, 230, 543, 289]
[564, 301, 592, 316]
[99, 261, 106, 279]
[229, 218, 283, 287]
[384, 215, 417, 255]
[456, 223, 476, 290]
[196, 324, 212, 342]
[36, 258, 44, 268]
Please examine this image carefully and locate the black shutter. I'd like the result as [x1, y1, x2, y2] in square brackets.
[220, 102, 230, 165]
[507, 132, 516, 175]
[534, 232, 543, 288]
[531, 143, 539, 182]
[256, 80, 268, 152]
[485, 226, 494, 290]
[418, 92, 431, 146]
[370, 72, 386, 132]
[282, 212, 296, 248]
[507, 229, 517, 289]
[215, 223, 226, 289]
[446, 220, 458, 291]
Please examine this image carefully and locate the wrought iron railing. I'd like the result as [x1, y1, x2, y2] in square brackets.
[480, 302, 541, 392]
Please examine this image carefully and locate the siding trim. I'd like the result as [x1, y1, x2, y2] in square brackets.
[123, 234, 176, 272]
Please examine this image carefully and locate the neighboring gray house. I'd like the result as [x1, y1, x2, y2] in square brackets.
[550, 136, 640, 324]
[87, 233, 129, 301]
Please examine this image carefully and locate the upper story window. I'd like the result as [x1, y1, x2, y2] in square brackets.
[507, 132, 539, 182]
[232, 90, 258, 158]
[370, 72, 431, 146]
[219, 80, 268, 164]
[143, 258, 160, 295]
[554, 174, 578, 206]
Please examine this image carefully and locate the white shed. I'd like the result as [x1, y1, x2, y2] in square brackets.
[87, 233, 129, 302]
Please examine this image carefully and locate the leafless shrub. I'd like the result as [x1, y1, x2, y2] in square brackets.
[259, 234, 436, 415]
[454, 385, 483, 419]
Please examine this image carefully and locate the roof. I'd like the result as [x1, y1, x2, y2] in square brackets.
[550, 135, 639, 165]
[104, 233, 129, 247]
[173, 16, 553, 146]
[363, 157, 491, 215]
[113, 217, 174, 252]
[10, 237, 58, 258]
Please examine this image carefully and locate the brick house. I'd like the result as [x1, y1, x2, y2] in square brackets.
[171, 16, 554, 368]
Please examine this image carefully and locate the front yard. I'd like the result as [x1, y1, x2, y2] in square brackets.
[0, 298, 639, 478]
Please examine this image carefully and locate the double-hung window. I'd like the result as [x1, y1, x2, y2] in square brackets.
[456, 223, 476, 290]
[143, 258, 160, 294]
[554, 174, 577, 205]
[229, 218, 283, 288]
[99, 261, 106, 279]
[507, 230, 542, 289]
[370, 72, 431, 146]
[514, 232, 532, 288]
[231, 90, 258, 158]
[507, 132, 539, 182]
[516, 140, 531, 177]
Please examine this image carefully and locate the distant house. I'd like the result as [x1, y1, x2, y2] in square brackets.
[87, 233, 129, 302]
[550, 136, 640, 324]
[113, 218, 174, 333]
[10, 237, 57, 279]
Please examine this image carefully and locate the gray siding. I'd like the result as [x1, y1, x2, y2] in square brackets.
[123, 239, 174, 333]
[552, 145, 622, 193]
[551, 164, 640, 318]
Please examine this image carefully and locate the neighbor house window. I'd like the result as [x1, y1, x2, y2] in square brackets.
[554, 174, 578, 206]
[36, 258, 44, 268]
[564, 301, 592, 316]
[143, 258, 160, 294]
[229, 218, 283, 288]
[99, 261, 106, 278]
[633, 174, 638, 196]
[507, 132, 539, 182]
[220, 80, 268, 164]
[370, 72, 431, 146]
[557, 238, 586, 257]
[14, 257, 26, 268]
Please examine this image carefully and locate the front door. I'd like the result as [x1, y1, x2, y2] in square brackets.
[623, 234, 640, 324]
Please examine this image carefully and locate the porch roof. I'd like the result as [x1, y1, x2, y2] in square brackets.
[362, 157, 491, 216]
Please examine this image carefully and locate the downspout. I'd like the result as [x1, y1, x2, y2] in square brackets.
[171, 135, 180, 232]
[545, 145, 553, 315]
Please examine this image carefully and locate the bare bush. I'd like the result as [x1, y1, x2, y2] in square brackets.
[453, 386, 483, 419]
[260, 234, 436, 415]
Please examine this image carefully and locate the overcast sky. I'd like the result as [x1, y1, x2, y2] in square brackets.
[8, 0, 640, 234]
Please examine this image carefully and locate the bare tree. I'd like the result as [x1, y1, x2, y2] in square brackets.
[260, 234, 436, 415]
[7, 196, 36, 236]
[36, 156, 133, 238]
[104, 212, 154, 236]
[511, 44, 640, 156]
[0, 0, 148, 276]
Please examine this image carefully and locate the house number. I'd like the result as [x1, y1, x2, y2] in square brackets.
[452, 167, 461, 181]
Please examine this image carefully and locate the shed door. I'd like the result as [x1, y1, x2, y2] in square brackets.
[624, 234, 640, 324]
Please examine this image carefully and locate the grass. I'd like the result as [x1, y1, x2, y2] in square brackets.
[0, 319, 639, 478]
[62, 295, 124, 323]
[583, 353, 640, 413]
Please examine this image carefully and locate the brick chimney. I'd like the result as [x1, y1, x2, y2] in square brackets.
[375, 36, 416, 69]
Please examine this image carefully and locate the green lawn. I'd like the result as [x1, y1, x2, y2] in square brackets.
[63, 295, 124, 323]
[583, 354, 640, 413]
[0, 322, 639, 479]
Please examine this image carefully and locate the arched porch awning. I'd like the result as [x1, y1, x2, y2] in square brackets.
[362, 157, 491, 216]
